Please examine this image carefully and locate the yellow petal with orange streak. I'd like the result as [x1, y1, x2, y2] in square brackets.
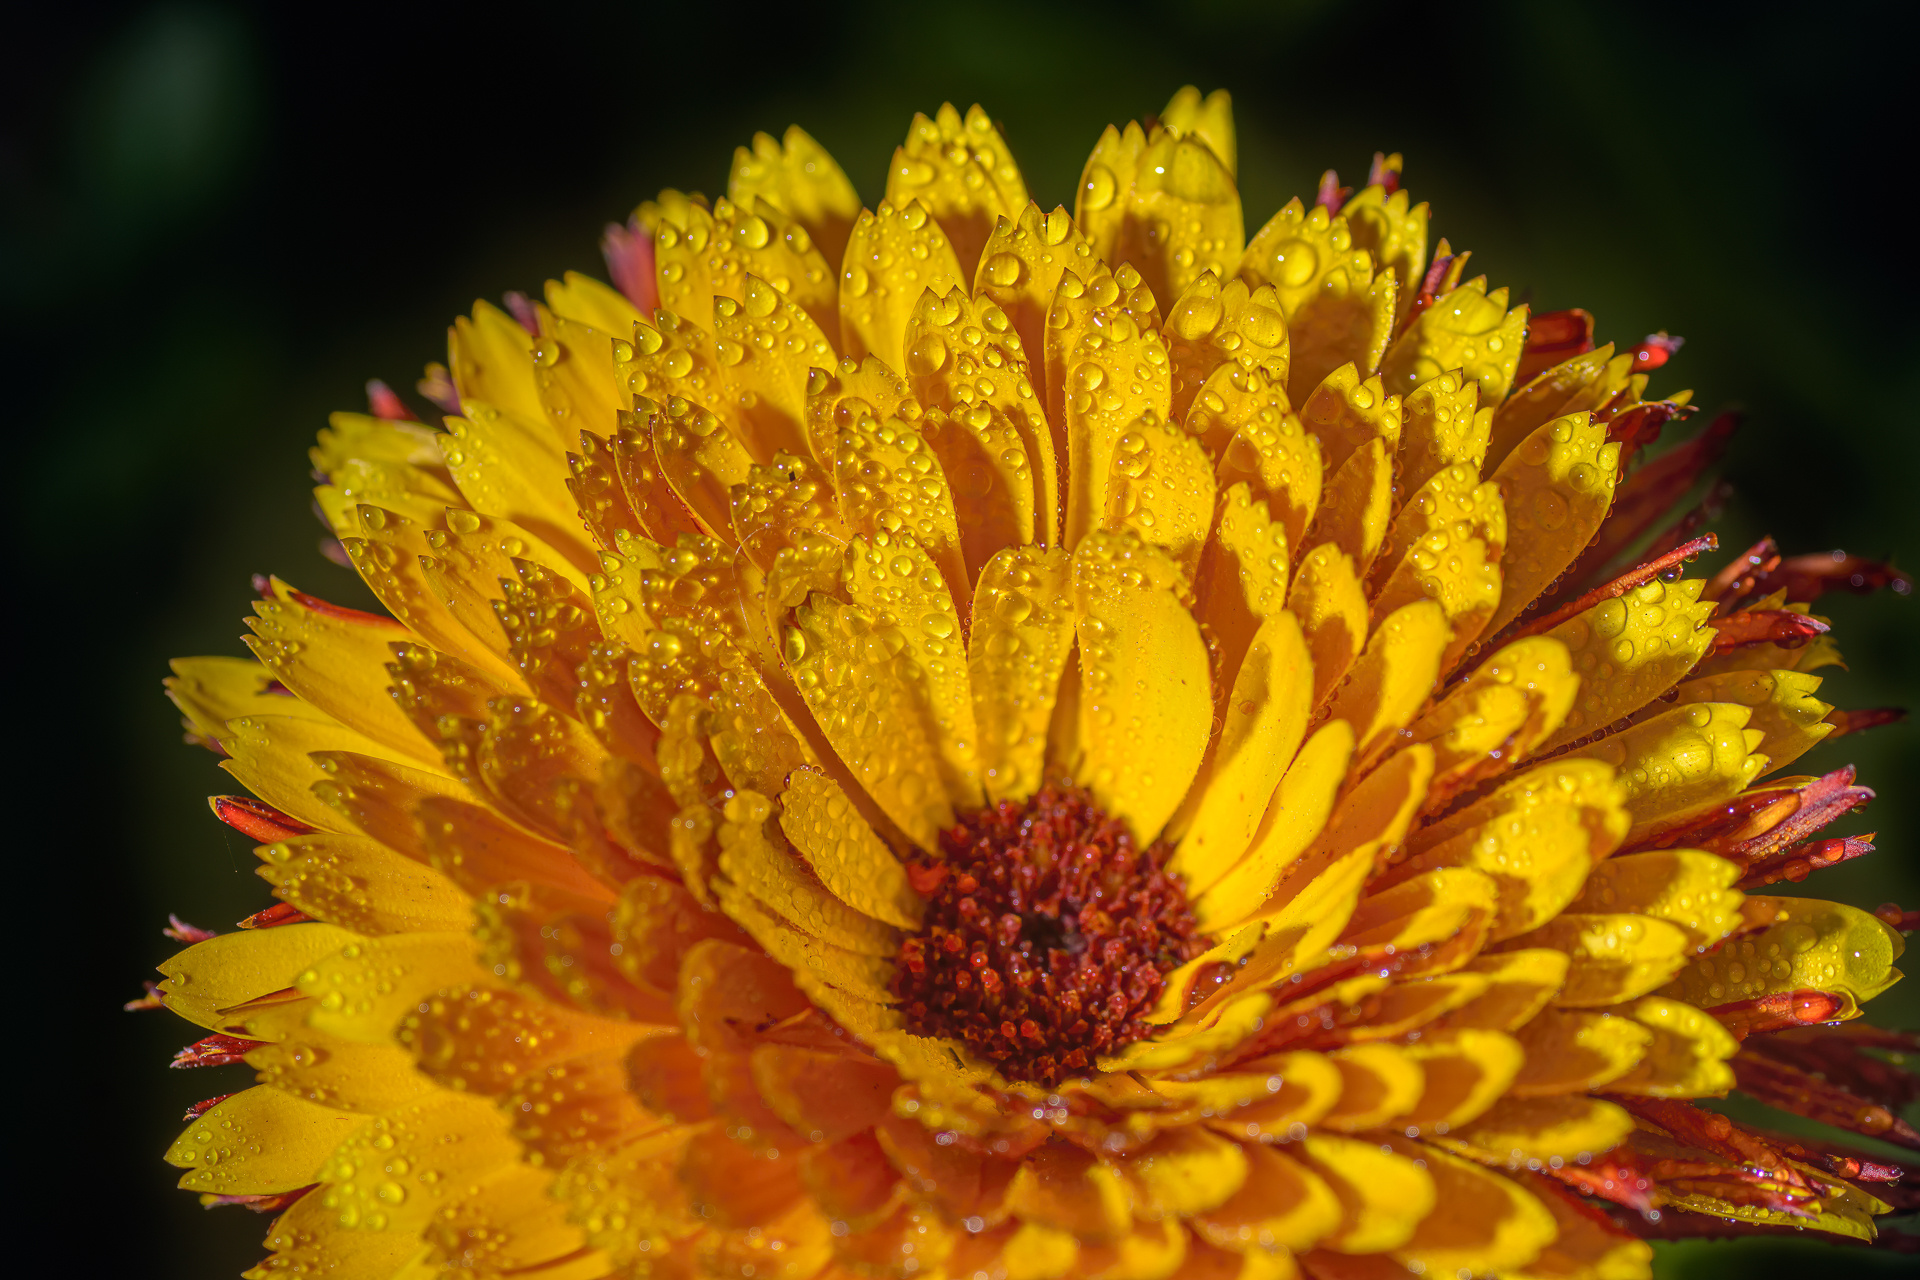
[1393, 1029, 1525, 1132]
[1003, 1221, 1082, 1280]
[1293, 1133, 1435, 1253]
[1010, 1142, 1133, 1243]
[1341, 867, 1498, 953]
[1488, 345, 1633, 470]
[240, 999, 435, 1113]
[651, 196, 836, 340]
[1437, 949, 1570, 1033]
[779, 767, 921, 930]
[298, 930, 490, 1044]
[711, 279, 838, 462]
[1286, 544, 1368, 711]
[1565, 702, 1767, 844]
[1507, 1171, 1652, 1280]
[450, 299, 545, 423]
[1388, 1139, 1556, 1277]
[256, 831, 473, 936]
[218, 715, 386, 833]
[1210, 1052, 1346, 1139]
[1380, 279, 1528, 409]
[1397, 370, 1489, 501]
[1567, 849, 1743, 949]
[1509, 1009, 1653, 1096]
[1309, 437, 1392, 576]
[1208, 370, 1320, 551]
[1484, 412, 1620, 637]
[785, 592, 954, 850]
[440, 402, 596, 573]
[1121, 1126, 1251, 1219]
[1535, 578, 1717, 752]
[544, 269, 644, 336]
[1192, 1142, 1341, 1254]
[1192, 719, 1354, 922]
[1072, 530, 1211, 846]
[1665, 666, 1832, 774]
[242, 579, 433, 764]
[1052, 263, 1172, 546]
[1172, 612, 1312, 891]
[341, 505, 526, 684]
[1515, 912, 1692, 1008]
[1101, 992, 1273, 1074]
[1326, 599, 1448, 771]
[714, 881, 898, 1006]
[166, 655, 332, 747]
[1443, 1095, 1636, 1166]
[729, 125, 863, 267]
[1405, 636, 1579, 800]
[316, 1091, 524, 1236]
[1298, 363, 1399, 475]
[969, 545, 1078, 804]
[886, 103, 1026, 277]
[839, 200, 965, 376]
[424, 1163, 599, 1276]
[167, 1085, 367, 1195]
[157, 922, 359, 1033]
[1163, 274, 1290, 422]
[1603, 996, 1739, 1097]
[1321, 1042, 1427, 1131]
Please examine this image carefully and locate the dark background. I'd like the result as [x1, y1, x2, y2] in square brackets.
[6, 2, 1916, 1276]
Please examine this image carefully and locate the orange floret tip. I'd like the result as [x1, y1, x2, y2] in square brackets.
[209, 795, 312, 843]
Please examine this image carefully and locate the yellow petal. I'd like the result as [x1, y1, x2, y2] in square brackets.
[1446, 1094, 1636, 1166]
[256, 831, 473, 935]
[973, 202, 1098, 423]
[1380, 279, 1528, 409]
[298, 930, 489, 1043]
[158, 922, 359, 1032]
[1106, 410, 1218, 574]
[711, 278, 838, 462]
[886, 103, 1027, 277]
[1516, 913, 1692, 1008]
[1193, 720, 1354, 922]
[1164, 275, 1290, 423]
[1341, 866, 1498, 953]
[1239, 201, 1369, 330]
[1509, 1009, 1654, 1095]
[1341, 180, 1429, 319]
[1298, 363, 1400, 475]
[1160, 86, 1237, 175]
[544, 269, 644, 335]
[1289, 268, 1397, 403]
[252, 1175, 423, 1276]
[314, 1092, 523, 1235]
[1321, 1042, 1426, 1130]
[1294, 1133, 1435, 1253]
[531, 307, 626, 441]
[1488, 345, 1633, 469]
[1602, 996, 1739, 1097]
[715, 880, 899, 1007]
[1567, 849, 1743, 949]
[728, 125, 863, 266]
[652, 196, 836, 340]
[1565, 702, 1767, 843]
[341, 506, 525, 684]
[1192, 1142, 1341, 1254]
[441, 401, 596, 573]
[1072, 531, 1211, 845]
[1534, 577, 1718, 752]
[450, 300, 544, 422]
[1310, 438, 1392, 575]
[1172, 611, 1312, 891]
[778, 767, 921, 929]
[1326, 599, 1448, 771]
[1286, 544, 1368, 711]
[166, 655, 333, 749]
[1483, 412, 1620, 637]
[1119, 127, 1245, 304]
[310, 748, 469, 861]
[1210, 370, 1321, 551]
[1395, 1028, 1526, 1130]
[1397, 370, 1488, 500]
[1436, 949, 1569, 1032]
[1010, 1142, 1133, 1243]
[1667, 667, 1832, 774]
[968, 545, 1078, 804]
[1051, 263, 1172, 546]
[835, 413, 972, 617]
[1505, 1169, 1652, 1280]
[242, 1001, 435, 1113]
[839, 199, 965, 375]
[1389, 1139, 1556, 1277]
[167, 1086, 367, 1195]
[1122, 1127, 1250, 1219]
[647, 393, 755, 541]
[1660, 895, 1903, 1013]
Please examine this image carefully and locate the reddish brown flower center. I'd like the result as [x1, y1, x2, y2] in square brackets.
[892, 785, 1205, 1086]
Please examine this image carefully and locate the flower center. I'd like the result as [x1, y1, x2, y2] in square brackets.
[892, 785, 1205, 1086]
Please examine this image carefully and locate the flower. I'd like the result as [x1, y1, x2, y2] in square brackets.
[146, 87, 1918, 1280]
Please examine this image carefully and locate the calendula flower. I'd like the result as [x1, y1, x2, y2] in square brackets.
[145, 87, 1919, 1280]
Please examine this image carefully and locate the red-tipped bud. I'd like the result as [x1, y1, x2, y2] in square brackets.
[211, 796, 313, 844]
[1629, 331, 1684, 372]
[172, 1033, 266, 1070]
[238, 902, 312, 929]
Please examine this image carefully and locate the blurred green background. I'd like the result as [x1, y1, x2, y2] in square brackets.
[8, 1, 1915, 1275]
